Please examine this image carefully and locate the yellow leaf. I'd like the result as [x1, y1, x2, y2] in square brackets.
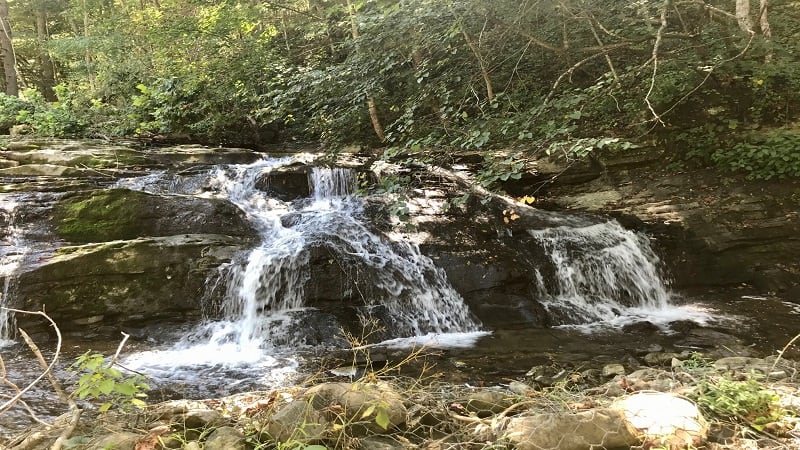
[503, 217, 510, 223]
[510, 214, 520, 221]
[361, 404, 376, 419]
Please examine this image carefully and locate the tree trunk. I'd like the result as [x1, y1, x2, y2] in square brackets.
[345, 0, 385, 142]
[735, 0, 753, 33]
[461, 28, 494, 102]
[83, 0, 95, 90]
[759, 0, 771, 38]
[0, 0, 17, 96]
[35, 8, 57, 101]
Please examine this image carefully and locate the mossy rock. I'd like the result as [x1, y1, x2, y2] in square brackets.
[53, 188, 256, 242]
[14, 235, 244, 333]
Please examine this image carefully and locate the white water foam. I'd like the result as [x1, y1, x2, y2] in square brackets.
[529, 220, 712, 331]
[0, 196, 24, 346]
[123, 159, 480, 386]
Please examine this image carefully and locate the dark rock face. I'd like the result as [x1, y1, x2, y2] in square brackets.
[517, 150, 800, 294]
[53, 188, 256, 242]
[254, 165, 310, 201]
[13, 235, 244, 334]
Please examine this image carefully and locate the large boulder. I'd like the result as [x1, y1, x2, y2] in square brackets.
[611, 392, 708, 449]
[503, 409, 638, 450]
[12, 235, 244, 333]
[52, 188, 256, 242]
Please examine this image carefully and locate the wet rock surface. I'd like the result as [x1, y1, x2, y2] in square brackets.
[519, 149, 800, 294]
[6, 354, 799, 450]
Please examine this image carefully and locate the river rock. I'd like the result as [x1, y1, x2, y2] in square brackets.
[204, 426, 247, 450]
[612, 392, 708, 449]
[602, 364, 626, 378]
[53, 188, 256, 242]
[503, 409, 637, 450]
[463, 390, 513, 418]
[83, 431, 140, 450]
[13, 235, 243, 333]
[713, 356, 794, 379]
[182, 409, 229, 429]
[644, 352, 683, 367]
[267, 400, 328, 444]
[254, 164, 310, 200]
[304, 382, 407, 433]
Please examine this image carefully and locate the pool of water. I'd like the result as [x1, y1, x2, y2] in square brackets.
[2, 289, 798, 443]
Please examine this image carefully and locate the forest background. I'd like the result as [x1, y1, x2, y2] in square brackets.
[0, 0, 798, 181]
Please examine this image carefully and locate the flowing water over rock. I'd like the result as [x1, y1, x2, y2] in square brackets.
[3, 141, 799, 443]
[121, 159, 482, 392]
[529, 219, 711, 330]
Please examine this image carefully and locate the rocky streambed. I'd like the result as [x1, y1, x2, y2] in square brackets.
[1, 138, 800, 449]
[4, 351, 800, 449]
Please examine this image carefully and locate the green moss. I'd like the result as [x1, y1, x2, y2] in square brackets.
[55, 189, 151, 242]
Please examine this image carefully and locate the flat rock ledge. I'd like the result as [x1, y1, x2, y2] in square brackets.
[4, 354, 800, 450]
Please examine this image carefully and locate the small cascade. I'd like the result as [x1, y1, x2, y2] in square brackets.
[310, 167, 356, 199]
[528, 220, 708, 329]
[204, 163, 479, 349]
[122, 158, 480, 380]
[0, 196, 22, 345]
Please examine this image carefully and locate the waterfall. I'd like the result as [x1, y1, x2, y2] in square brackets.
[528, 220, 707, 329]
[203, 163, 479, 348]
[0, 196, 22, 345]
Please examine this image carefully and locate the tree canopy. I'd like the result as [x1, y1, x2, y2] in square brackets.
[1, 0, 798, 179]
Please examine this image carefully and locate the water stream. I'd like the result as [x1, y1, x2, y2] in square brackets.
[529, 220, 711, 330]
[120, 159, 482, 391]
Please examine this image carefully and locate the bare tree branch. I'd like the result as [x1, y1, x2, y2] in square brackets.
[0, 308, 62, 415]
[644, 0, 672, 126]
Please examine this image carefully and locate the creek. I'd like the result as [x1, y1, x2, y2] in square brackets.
[1, 142, 799, 440]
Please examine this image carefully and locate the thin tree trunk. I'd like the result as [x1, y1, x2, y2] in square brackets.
[759, 0, 771, 38]
[345, 0, 385, 142]
[35, 8, 57, 101]
[735, 0, 753, 33]
[461, 27, 494, 102]
[83, 0, 95, 90]
[0, 0, 17, 96]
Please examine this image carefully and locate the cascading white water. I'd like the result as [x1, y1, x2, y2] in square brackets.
[123, 159, 481, 385]
[203, 163, 479, 349]
[0, 196, 24, 345]
[529, 220, 710, 329]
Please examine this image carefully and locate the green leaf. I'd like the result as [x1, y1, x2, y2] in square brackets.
[375, 408, 391, 430]
[98, 402, 113, 412]
[98, 378, 115, 395]
[114, 382, 137, 396]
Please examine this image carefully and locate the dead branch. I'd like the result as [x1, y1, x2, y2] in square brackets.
[0, 308, 62, 415]
[648, 31, 754, 129]
[644, 0, 672, 126]
[542, 51, 608, 104]
[18, 328, 81, 450]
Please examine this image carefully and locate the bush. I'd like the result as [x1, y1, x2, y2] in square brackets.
[0, 94, 33, 133]
[711, 130, 800, 180]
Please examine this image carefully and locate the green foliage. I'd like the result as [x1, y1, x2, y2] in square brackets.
[476, 152, 524, 191]
[0, 94, 33, 132]
[3, 0, 799, 184]
[711, 130, 800, 180]
[69, 351, 150, 412]
[692, 377, 783, 427]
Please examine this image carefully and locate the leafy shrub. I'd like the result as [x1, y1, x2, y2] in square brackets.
[711, 130, 800, 180]
[69, 351, 150, 412]
[13, 88, 87, 137]
[692, 377, 783, 428]
[0, 94, 33, 133]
